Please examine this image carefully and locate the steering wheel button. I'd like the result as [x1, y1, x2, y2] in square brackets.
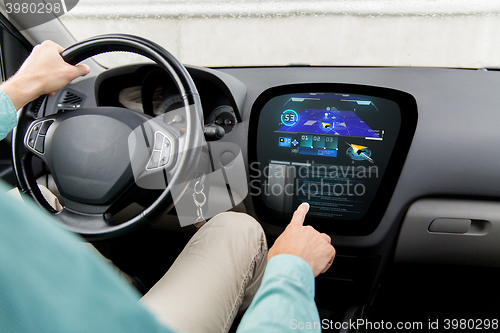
[28, 129, 38, 148]
[30, 125, 40, 137]
[34, 136, 45, 154]
[39, 120, 54, 135]
[154, 132, 165, 150]
[147, 151, 161, 169]
[28, 134, 36, 148]
[159, 148, 170, 167]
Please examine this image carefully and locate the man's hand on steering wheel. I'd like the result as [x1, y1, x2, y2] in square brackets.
[0, 40, 90, 110]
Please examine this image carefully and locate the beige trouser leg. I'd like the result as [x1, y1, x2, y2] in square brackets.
[141, 212, 268, 333]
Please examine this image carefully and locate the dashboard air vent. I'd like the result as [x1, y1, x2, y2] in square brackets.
[57, 89, 85, 112]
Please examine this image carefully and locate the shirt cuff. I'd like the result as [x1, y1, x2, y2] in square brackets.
[265, 254, 315, 298]
[0, 89, 18, 140]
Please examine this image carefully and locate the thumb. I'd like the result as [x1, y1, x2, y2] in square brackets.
[289, 202, 309, 227]
[74, 64, 90, 78]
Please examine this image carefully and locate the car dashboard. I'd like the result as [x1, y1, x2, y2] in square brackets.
[41, 63, 500, 307]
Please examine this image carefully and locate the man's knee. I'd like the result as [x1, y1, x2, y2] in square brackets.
[202, 212, 267, 248]
[208, 212, 264, 237]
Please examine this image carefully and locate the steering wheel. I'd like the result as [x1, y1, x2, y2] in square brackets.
[12, 34, 204, 240]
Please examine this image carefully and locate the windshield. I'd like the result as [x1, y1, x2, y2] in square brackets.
[59, 0, 500, 69]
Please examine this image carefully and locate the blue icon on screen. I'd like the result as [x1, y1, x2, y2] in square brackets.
[279, 137, 292, 147]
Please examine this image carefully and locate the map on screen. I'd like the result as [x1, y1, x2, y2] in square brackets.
[277, 108, 380, 138]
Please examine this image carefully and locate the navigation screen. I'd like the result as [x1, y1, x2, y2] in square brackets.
[253, 91, 402, 223]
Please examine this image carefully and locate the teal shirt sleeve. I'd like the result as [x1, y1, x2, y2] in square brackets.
[0, 181, 175, 333]
[237, 254, 321, 333]
[0, 89, 18, 140]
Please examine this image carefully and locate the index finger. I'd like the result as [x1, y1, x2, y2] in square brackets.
[50, 41, 65, 53]
[289, 202, 310, 227]
[40, 40, 64, 53]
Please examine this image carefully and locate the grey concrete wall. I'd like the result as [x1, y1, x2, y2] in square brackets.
[59, 0, 500, 68]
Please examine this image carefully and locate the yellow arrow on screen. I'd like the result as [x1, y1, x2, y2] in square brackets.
[350, 144, 368, 154]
